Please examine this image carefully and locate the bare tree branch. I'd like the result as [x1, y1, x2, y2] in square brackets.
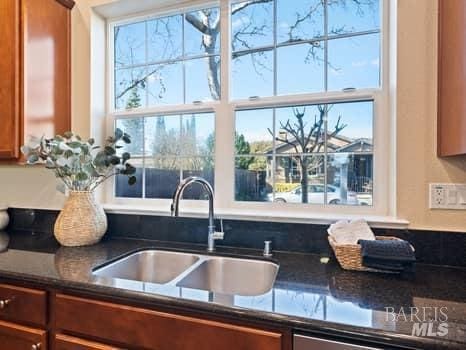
[231, 0, 272, 15]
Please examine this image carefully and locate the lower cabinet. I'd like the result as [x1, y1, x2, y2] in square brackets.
[55, 294, 285, 350]
[55, 334, 121, 350]
[0, 319, 46, 350]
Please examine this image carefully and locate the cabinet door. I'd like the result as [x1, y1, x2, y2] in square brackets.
[438, 0, 466, 156]
[0, 319, 46, 350]
[56, 294, 284, 350]
[0, 0, 20, 159]
[56, 334, 121, 350]
[22, 0, 71, 141]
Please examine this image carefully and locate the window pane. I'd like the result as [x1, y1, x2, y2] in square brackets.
[147, 15, 183, 62]
[275, 105, 326, 154]
[277, 0, 324, 43]
[114, 67, 147, 110]
[234, 102, 374, 206]
[185, 8, 220, 56]
[146, 63, 183, 105]
[114, 21, 146, 68]
[327, 33, 380, 91]
[116, 118, 145, 156]
[232, 50, 274, 99]
[236, 108, 273, 154]
[145, 115, 181, 157]
[327, 101, 373, 153]
[328, 0, 380, 35]
[180, 113, 215, 157]
[115, 167, 143, 198]
[145, 158, 181, 199]
[185, 56, 220, 102]
[327, 153, 373, 206]
[235, 156, 272, 202]
[277, 43, 324, 95]
[231, 0, 273, 51]
[274, 155, 325, 204]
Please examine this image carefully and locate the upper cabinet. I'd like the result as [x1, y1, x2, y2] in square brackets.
[438, 0, 466, 157]
[0, 0, 74, 161]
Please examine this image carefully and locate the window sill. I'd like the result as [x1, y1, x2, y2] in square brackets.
[103, 204, 409, 229]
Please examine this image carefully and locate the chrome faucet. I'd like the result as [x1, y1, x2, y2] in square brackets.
[171, 176, 224, 252]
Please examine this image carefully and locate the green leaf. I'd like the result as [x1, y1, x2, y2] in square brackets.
[115, 128, 124, 140]
[68, 141, 82, 149]
[104, 146, 116, 155]
[122, 152, 131, 163]
[27, 154, 39, 164]
[76, 172, 89, 181]
[122, 134, 131, 144]
[125, 163, 136, 175]
[109, 155, 120, 165]
[128, 176, 137, 186]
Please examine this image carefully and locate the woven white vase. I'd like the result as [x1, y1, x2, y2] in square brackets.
[54, 191, 107, 247]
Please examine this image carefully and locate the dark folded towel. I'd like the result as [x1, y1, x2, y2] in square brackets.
[358, 239, 416, 272]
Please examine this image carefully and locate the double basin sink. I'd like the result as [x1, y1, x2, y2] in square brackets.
[93, 250, 279, 296]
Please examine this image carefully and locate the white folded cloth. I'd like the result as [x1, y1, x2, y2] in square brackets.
[328, 219, 376, 245]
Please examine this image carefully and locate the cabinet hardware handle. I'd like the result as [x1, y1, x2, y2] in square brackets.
[0, 298, 12, 309]
[31, 343, 41, 350]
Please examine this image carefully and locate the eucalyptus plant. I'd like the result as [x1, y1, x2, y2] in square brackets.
[21, 129, 137, 192]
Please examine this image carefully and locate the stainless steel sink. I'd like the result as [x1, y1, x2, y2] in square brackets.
[176, 257, 279, 296]
[93, 250, 200, 284]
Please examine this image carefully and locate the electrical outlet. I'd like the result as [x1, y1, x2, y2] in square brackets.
[430, 183, 466, 209]
[430, 184, 446, 207]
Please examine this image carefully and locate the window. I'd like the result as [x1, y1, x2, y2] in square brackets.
[107, 0, 389, 217]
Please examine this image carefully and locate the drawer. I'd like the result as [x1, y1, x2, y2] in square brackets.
[55, 294, 283, 350]
[294, 334, 382, 350]
[0, 319, 47, 350]
[0, 283, 47, 326]
[56, 334, 122, 350]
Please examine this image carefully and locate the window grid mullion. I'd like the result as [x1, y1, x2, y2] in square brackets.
[182, 12, 187, 104]
[323, 0, 329, 206]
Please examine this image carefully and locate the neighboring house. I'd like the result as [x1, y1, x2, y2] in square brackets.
[264, 134, 373, 193]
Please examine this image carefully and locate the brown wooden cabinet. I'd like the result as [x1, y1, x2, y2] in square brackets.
[0, 280, 289, 350]
[56, 334, 121, 350]
[0, 0, 74, 161]
[0, 319, 46, 350]
[55, 294, 285, 350]
[438, 0, 466, 156]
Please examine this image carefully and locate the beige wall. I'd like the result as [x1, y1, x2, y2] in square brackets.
[397, 0, 466, 231]
[0, 0, 465, 231]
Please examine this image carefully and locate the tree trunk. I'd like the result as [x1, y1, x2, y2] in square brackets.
[300, 158, 308, 203]
[203, 31, 220, 100]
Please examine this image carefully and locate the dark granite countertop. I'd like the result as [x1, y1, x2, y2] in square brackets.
[0, 230, 465, 350]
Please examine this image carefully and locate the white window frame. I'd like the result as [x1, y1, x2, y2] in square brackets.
[102, 0, 396, 224]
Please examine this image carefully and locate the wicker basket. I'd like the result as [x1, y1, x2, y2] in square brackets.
[54, 191, 107, 247]
[328, 235, 410, 273]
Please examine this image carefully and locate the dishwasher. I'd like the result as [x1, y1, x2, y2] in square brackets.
[294, 334, 383, 350]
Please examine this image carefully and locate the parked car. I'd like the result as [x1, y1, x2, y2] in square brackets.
[268, 184, 358, 205]
[356, 193, 373, 206]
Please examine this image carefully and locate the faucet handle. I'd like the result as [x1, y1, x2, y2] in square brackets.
[212, 231, 224, 240]
[212, 219, 224, 240]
